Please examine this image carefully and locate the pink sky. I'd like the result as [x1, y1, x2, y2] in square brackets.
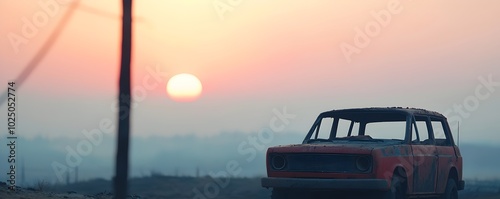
[0, 0, 499, 144]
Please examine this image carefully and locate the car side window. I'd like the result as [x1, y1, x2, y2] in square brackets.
[366, 121, 406, 140]
[415, 116, 434, 145]
[411, 120, 419, 144]
[431, 120, 450, 146]
[315, 117, 334, 139]
[336, 119, 355, 138]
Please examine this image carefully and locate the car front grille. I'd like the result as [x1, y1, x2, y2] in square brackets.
[269, 153, 371, 174]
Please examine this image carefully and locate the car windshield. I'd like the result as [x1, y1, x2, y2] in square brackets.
[305, 111, 408, 143]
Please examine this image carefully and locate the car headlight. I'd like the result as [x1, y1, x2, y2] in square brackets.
[271, 155, 286, 170]
[355, 156, 372, 172]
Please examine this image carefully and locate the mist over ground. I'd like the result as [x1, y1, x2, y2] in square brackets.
[1, 131, 498, 186]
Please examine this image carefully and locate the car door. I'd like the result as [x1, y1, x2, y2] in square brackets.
[431, 118, 457, 194]
[411, 115, 438, 193]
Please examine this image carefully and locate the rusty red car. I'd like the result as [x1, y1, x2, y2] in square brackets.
[262, 107, 464, 199]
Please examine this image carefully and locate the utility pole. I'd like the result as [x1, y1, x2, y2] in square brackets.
[114, 0, 132, 198]
[75, 166, 79, 183]
[66, 170, 70, 185]
[21, 159, 25, 187]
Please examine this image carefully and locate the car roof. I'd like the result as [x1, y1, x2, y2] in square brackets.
[319, 107, 446, 122]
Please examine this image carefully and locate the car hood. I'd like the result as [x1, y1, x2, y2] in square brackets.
[267, 141, 399, 155]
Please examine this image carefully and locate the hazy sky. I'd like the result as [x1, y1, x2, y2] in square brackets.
[1, 0, 499, 144]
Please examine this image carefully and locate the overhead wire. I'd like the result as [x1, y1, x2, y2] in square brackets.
[0, 1, 80, 106]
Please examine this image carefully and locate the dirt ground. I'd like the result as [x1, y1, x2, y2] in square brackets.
[0, 182, 111, 199]
[2, 178, 499, 199]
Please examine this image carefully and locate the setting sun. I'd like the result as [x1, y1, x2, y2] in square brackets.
[166, 73, 203, 102]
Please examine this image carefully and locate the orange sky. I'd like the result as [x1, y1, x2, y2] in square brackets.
[0, 0, 499, 144]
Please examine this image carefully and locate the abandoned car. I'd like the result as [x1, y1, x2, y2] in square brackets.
[262, 107, 464, 199]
